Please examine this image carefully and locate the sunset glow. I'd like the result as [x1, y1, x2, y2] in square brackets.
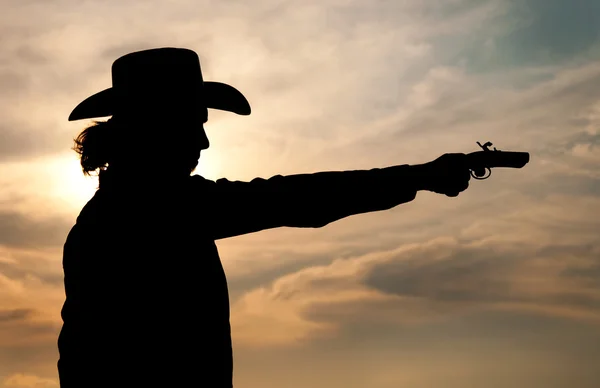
[1, 0, 600, 387]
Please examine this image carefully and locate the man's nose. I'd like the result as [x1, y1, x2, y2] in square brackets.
[199, 126, 210, 150]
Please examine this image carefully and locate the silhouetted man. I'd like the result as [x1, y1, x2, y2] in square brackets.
[58, 47, 471, 388]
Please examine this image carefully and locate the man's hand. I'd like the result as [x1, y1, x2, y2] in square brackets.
[413, 153, 471, 197]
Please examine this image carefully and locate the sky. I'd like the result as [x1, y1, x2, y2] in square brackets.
[1, 0, 600, 387]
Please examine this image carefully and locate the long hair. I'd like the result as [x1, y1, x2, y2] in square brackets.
[73, 119, 116, 176]
[72, 116, 202, 179]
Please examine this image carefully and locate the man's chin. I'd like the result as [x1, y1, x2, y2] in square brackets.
[188, 160, 199, 175]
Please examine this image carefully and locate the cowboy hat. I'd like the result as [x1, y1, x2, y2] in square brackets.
[68, 47, 251, 121]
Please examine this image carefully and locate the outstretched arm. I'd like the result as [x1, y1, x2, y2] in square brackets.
[194, 164, 427, 240]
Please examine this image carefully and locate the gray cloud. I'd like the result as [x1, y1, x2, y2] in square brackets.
[0, 308, 59, 348]
[0, 43, 53, 101]
[0, 124, 72, 163]
[0, 309, 32, 323]
[362, 242, 600, 311]
[496, 0, 600, 65]
[0, 323, 60, 379]
[227, 252, 334, 301]
[231, 218, 600, 347]
[0, 249, 64, 288]
[0, 0, 599, 386]
[435, 0, 600, 73]
[0, 41, 86, 162]
[0, 210, 71, 249]
[0, 43, 51, 68]
[363, 246, 516, 303]
[99, 42, 161, 62]
[5, 0, 596, 169]
[0, 70, 30, 95]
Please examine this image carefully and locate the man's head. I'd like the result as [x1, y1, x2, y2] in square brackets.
[69, 47, 250, 177]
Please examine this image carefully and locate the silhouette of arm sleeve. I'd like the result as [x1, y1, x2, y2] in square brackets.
[196, 165, 421, 240]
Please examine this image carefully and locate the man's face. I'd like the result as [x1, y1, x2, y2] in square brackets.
[134, 105, 208, 175]
[184, 121, 208, 174]
[169, 108, 209, 173]
[175, 106, 209, 148]
[171, 100, 209, 145]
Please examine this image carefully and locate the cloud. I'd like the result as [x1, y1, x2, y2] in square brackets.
[423, 0, 600, 74]
[363, 240, 600, 312]
[224, 77, 600, 332]
[0, 211, 71, 249]
[232, 239, 600, 347]
[0, 246, 64, 288]
[0, 306, 59, 348]
[0, 247, 65, 344]
[2, 374, 58, 388]
[2, 0, 595, 179]
[0, 123, 70, 163]
[0, 0, 598, 386]
[289, 57, 600, 190]
[0, 71, 30, 95]
[0, 0, 515, 169]
[363, 243, 517, 303]
[230, 190, 600, 347]
[0, 309, 31, 323]
[487, 0, 600, 67]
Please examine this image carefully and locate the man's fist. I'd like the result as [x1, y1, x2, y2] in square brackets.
[413, 153, 471, 197]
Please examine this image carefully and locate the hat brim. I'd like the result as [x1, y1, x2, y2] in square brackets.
[68, 81, 251, 121]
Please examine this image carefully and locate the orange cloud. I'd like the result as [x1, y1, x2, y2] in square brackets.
[231, 193, 600, 347]
[2, 373, 58, 388]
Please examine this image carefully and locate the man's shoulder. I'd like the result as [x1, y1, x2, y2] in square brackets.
[190, 174, 284, 185]
[189, 174, 235, 186]
[75, 191, 102, 221]
[189, 174, 217, 188]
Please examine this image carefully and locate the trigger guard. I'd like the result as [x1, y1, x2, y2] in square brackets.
[471, 167, 491, 180]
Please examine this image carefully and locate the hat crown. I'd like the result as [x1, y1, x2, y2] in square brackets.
[112, 48, 203, 86]
[111, 48, 205, 105]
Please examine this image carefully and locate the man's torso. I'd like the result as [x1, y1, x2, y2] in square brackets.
[58, 175, 233, 387]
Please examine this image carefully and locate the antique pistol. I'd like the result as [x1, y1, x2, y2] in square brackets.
[467, 141, 530, 180]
